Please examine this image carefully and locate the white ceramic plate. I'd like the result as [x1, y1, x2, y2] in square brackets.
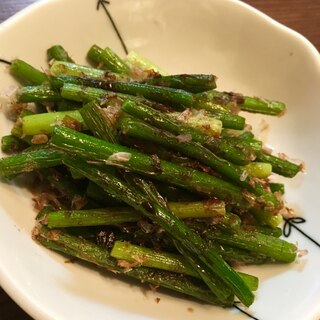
[0, 0, 320, 319]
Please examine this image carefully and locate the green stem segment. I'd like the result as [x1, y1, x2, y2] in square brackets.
[79, 102, 117, 143]
[10, 59, 47, 85]
[22, 110, 85, 136]
[87, 45, 130, 75]
[242, 162, 272, 179]
[110, 241, 259, 291]
[47, 45, 74, 63]
[241, 96, 286, 115]
[17, 85, 61, 103]
[201, 228, 297, 263]
[44, 200, 225, 228]
[256, 151, 301, 178]
[195, 90, 286, 116]
[0, 149, 62, 178]
[50, 61, 106, 78]
[142, 74, 217, 93]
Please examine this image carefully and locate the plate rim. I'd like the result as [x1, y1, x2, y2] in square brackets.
[0, 1, 319, 320]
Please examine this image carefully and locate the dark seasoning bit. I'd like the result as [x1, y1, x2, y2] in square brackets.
[150, 154, 162, 173]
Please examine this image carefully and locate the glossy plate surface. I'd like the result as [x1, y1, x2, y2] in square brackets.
[0, 0, 319, 319]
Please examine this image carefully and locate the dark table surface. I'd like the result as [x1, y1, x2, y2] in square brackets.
[0, 0, 319, 319]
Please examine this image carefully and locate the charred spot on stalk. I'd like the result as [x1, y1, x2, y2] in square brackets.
[150, 154, 162, 173]
[142, 100, 175, 113]
[104, 72, 117, 81]
[137, 218, 158, 234]
[96, 229, 116, 248]
[228, 91, 245, 104]
[141, 200, 157, 215]
[204, 199, 224, 210]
